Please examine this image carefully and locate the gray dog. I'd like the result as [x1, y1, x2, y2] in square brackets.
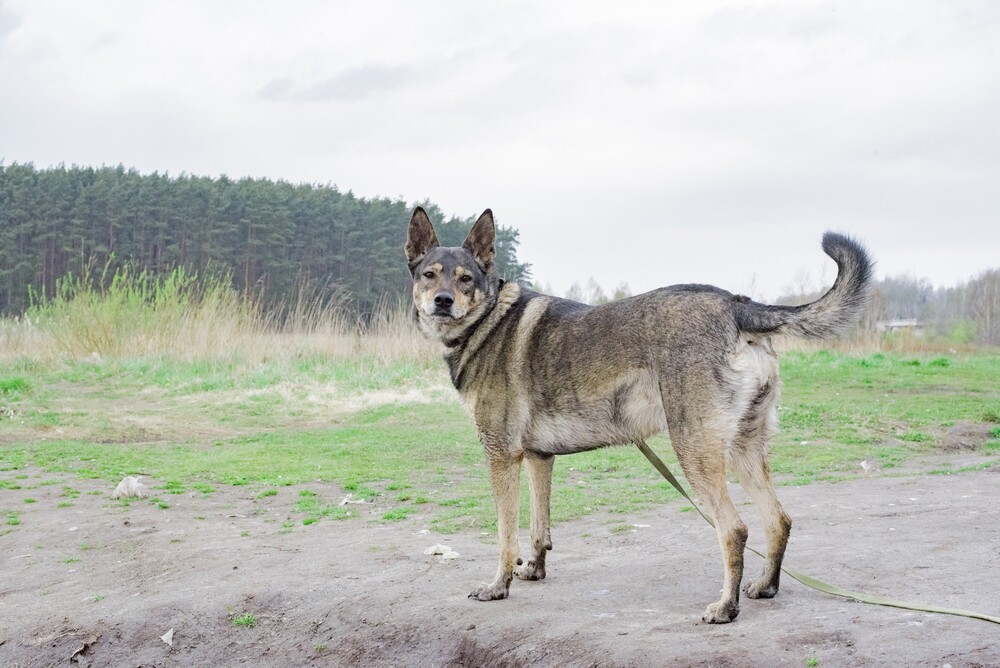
[405, 207, 872, 622]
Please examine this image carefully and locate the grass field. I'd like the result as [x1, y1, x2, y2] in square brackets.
[1, 271, 998, 535]
[2, 347, 998, 535]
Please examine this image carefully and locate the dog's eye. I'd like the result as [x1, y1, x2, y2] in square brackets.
[422, 271, 435, 279]
[459, 275, 473, 283]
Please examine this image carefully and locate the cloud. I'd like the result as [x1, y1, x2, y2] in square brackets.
[259, 64, 412, 102]
[0, 1, 21, 49]
[1, 1, 997, 298]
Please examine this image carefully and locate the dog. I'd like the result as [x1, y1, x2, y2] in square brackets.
[405, 207, 872, 623]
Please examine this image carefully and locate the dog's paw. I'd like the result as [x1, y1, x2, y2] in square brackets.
[468, 582, 509, 601]
[701, 600, 740, 624]
[514, 559, 546, 581]
[742, 579, 778, 599]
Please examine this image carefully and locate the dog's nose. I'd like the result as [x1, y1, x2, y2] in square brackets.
[434, 292, 454, 308]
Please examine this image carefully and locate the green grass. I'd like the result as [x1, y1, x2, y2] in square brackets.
[232, 613, 256, 628]
[1, 350, 998, 533]
[382, 507, 415, 521]
[164, 480, 185, 494]
[772, 351, 1000, 475]
[0, 353, 441, 440]
[0, 376, 30, 395]
[294, 489, 355, 524]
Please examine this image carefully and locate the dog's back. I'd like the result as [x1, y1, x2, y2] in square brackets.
[450, 230, 871, 459]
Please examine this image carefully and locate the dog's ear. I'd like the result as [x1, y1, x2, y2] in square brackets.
[463, 209, 496, 268]
[406, 207, 438, 266]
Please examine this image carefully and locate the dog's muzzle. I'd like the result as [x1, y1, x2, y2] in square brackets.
[432, 292, 455, 317]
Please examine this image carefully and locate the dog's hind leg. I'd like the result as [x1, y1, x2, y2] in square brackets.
[732, 446, 790, 599]
[516, 453, 554, 581]
[731, 384, 791, 599]
[469, 450, 522, 601]
[669, 429, 748, 623]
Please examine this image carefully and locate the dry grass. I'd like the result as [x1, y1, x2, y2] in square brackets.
[258, 305, 439, 366]
[3, 266, 990, 365]
[0, 267, 437, 366]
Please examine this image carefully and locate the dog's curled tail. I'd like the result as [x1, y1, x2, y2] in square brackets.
[736, 232, 874, 339]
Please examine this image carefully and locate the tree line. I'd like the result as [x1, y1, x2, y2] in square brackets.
[775, 271, 1000, 347]
[551, 270, 1000, 347]
[864, 272, 1000, 346]
[0, 163, 532, 317]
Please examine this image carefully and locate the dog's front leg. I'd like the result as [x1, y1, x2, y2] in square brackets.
[469, 450, 522, 601]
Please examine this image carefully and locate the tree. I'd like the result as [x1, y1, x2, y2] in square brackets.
[565, 281, 584, 302]
[0, 163, 532, 317]
[969, 269, 1000, 345]
[611, 282, 632, 301]
[585, 277, 608, 305]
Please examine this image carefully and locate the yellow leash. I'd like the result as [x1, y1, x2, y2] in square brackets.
[634, 439, 1000, 625]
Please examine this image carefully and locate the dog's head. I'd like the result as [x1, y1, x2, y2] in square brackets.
[405, 207, 501, 344]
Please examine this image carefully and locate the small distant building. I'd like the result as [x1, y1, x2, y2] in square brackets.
[876, 319, 924, 336]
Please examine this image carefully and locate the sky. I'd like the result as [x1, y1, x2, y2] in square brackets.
[1, 0, 998, 301]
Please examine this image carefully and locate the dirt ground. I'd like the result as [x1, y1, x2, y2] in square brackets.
[2, 457, 999, 668]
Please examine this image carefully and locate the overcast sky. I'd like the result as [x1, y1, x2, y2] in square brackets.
[1, 1, 998, 300]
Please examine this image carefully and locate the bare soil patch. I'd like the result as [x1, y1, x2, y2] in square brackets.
[941, 421, 998, 452]
[2, 459, 999, 667]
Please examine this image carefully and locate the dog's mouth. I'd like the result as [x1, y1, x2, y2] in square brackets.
[431, 305, 455, 319]
[420, 304, 462, 323]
